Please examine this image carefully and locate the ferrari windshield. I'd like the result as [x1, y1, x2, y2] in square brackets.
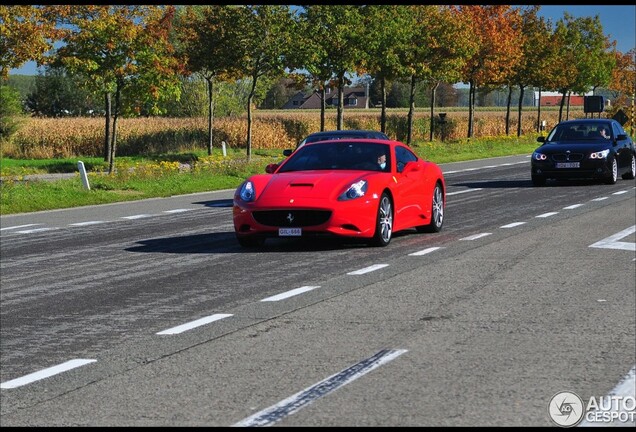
[278, 141, 391, 173]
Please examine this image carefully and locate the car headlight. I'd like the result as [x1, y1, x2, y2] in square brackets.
[532, 152, 547, 161]
[589, 149, 610, 159]
[239, 181, 256, 202]
[338, 180, 367, 201]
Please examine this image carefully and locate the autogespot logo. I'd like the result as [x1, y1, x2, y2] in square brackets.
[548, 391, 585, 427]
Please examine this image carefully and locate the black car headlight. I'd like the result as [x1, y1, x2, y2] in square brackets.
[532, 152, 547, 161]
[239, 181, 256, 202]
[338, 180, 367, 201]
[589, 149, 609, 159]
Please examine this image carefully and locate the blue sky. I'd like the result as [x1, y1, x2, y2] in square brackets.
[536, 5, 635, 53]
[9, 5, 636, 76]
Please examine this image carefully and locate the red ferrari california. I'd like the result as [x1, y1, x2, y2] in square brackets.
[233, 139, 446, 247]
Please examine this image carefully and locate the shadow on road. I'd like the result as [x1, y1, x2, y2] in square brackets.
[193, 199, 234, 208]
[124, 230, 423, 254]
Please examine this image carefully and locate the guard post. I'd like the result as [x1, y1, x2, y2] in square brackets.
[438, 113, 447, 142]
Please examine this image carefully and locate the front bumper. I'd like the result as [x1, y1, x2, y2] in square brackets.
[531, 158, 613, 180]
[233, 195, 380, 240]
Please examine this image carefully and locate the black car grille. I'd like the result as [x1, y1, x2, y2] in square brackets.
[252, 210, 332, 227]
[552, 153, 584, 162]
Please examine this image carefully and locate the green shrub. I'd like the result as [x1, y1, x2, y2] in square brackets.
[0, 85, 26, 143]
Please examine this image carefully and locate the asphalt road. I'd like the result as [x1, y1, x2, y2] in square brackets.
[1, 154, 634, 426]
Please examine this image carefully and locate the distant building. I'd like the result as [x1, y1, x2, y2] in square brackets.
[282, 85, 370, 109]
[533, 91, 593, 107]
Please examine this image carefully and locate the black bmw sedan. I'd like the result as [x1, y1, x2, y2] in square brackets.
[531, 118, 636, 186]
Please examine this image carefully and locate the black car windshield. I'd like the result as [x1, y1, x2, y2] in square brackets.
[547, 122, 613, 141]
[278, 141, 391, 173]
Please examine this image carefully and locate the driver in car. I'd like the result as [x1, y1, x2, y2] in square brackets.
[377, 153, 387, 171]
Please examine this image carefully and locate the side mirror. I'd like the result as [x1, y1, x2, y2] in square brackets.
[402, 161, 420, 174]
[283, 149, 292, 157]
[616, 134, 627, 141]
[265, 163, 279, 174]
[537, 136, 546, 143]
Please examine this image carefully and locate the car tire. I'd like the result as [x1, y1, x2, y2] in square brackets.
[416, 183, 444, 233]
[621, 153, 635, 180]
[370, 192, 392, 247]
[605, 158, 618, 184]
[531, 174, 546, 186]
[236, 235, 265, 248]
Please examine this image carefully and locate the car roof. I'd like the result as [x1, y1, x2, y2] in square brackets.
[304, 129, 388, 141]
[305, 129, 388, 137]
[558, 119, 614, 125]
[303, 138, 401, 147]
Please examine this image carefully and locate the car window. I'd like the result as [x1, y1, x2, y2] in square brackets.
[279, 142, 391, 173]
[548, 123, 615, 141]
[395, 146, 418, 173]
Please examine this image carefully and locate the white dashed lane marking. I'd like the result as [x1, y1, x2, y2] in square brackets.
[163, 209, 193, 213]
[69, 221, 106, 226]
[121, 214, 153, 220]
[460, 233, 492, 241]
[0, 223, 42, 231]
[16, 228, 57, 234]
[536, 212, 559, 218]
[347, 264, 389, 275]
[408, 247, 443, 256]
[261, 286, 321, 302]
[500, 222, 526, 228]
[156, 314, 234, 335]
[446, 188, 483, 196]
[1, 359, 96, 389]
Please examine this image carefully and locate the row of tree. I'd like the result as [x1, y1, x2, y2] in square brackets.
[12, 72, 560, 119]
[1, 5, 634, 173]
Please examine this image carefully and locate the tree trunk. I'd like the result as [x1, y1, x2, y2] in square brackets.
[246, 73, 258, 161]
[558, 89, 566, 123]
[380, 77, 387, 134]
[206, 75, 214, 156]
[536, 87, 542, 133]
[104, 92, 112, 163]
[108, 84, 121, 175]
[337, 74, 344, 130]
[467, 80, 475, 138]
[517, 85, 525, 137]
[505, 85, 513, 136]
[407, 75, 416, 145]
[566, 91, 571, 120]
[320, 87, 326, 131]
[429, 82, 439, 142]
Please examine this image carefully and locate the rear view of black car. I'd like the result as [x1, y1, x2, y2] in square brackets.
[531, 119, 636, 186]
[296, 129, 389, 149]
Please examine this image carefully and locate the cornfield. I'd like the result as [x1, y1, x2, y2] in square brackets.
[2, 108, 587, 159]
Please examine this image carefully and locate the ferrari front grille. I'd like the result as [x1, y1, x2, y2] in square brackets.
[252, 210, 331, 227]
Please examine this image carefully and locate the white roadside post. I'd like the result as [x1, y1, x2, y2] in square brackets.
[77, 161, 90, 190]
[221, 140, 227, 157]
